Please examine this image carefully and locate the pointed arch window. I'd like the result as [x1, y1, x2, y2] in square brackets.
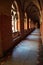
[11, 1, 21, 38]
[11, 4, 18, 33]
[11, 1, 20, 33]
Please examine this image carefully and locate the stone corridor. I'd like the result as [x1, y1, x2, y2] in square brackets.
[1, 29, 42, 65]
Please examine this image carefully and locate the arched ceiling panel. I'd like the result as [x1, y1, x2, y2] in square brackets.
[25, 2, 40, 23]
[17, 0, 41, 11]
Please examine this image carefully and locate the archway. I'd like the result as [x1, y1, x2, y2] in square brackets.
[26, 2, 40, 29]
[11, 0, 20, 38]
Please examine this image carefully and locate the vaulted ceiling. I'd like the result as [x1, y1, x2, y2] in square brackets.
[12, 0, 43, 22]
[1, 0, 43, 23]
[17, 0, 42, 23]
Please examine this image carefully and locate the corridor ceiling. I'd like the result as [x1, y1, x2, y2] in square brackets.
[16, 0, 43, 23]
[1, 0, 43, 23]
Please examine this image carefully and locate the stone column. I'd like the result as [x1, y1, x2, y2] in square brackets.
[20, 10, 24, 35]
[27, 17, 29, 30]
[40, 10, 43, 45]
[0, 32, 3, 57]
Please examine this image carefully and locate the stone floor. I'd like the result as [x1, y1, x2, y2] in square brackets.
[0, 29, 41, 65]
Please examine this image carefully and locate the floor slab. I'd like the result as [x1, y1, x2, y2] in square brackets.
[1, 29, 41, 65]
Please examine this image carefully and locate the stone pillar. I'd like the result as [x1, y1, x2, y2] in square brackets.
[0, 31, 3, 57]
[27, 17, 29, 30]
[0, 15, 3, 57]
[40, 10, 43, 45]
[20, 10, 24, 35]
